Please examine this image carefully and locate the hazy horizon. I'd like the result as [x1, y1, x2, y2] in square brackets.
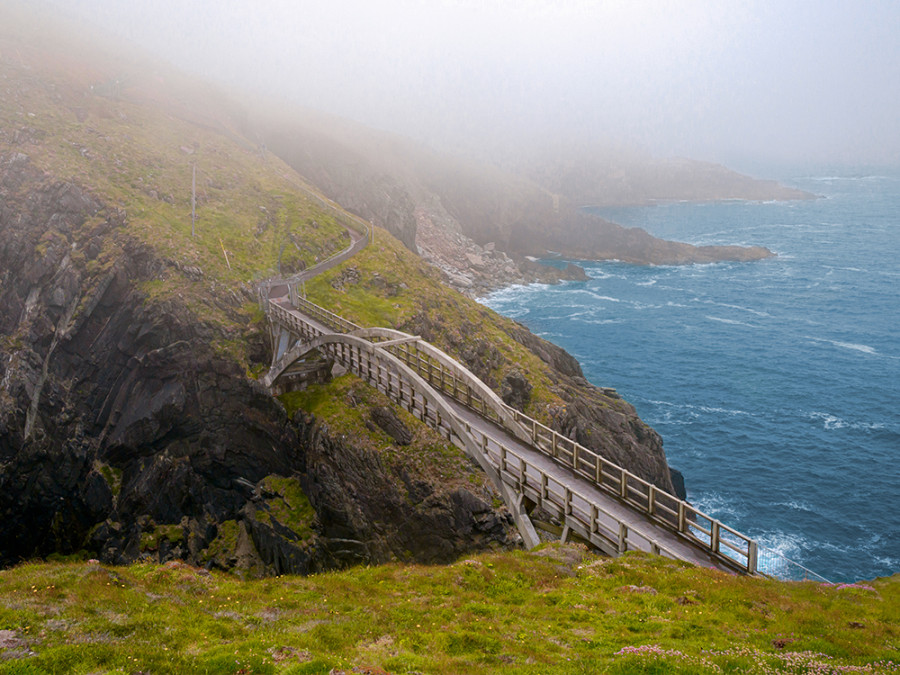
[33, 0, 900, 173]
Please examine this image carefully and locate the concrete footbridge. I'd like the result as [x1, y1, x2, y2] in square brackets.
[258, 215, 825, 581]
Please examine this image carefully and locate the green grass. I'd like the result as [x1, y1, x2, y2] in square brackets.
[304, 234, 581, 421]
[281, 374, 488, 490]
[0, 548, 896, 674]
[257, 476, 317, 540]
[0, 39, 355, 369]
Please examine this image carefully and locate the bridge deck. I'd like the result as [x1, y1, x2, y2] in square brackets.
[447, 398, 730, 571]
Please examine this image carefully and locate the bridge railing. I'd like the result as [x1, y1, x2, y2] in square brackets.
[385, 342, 507, 428]
[268, 295, 759, 575]
[293, 296, 361, 334]
[756, 546, 830, 583]
[376, 331, 757, 573]
[503, 406, 757, 574]
[479, 429, 687, 561]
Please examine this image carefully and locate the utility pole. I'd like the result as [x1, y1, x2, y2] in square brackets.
[191, 164, 196, 237]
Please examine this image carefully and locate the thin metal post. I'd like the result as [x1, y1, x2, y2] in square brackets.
[191, 164, 196, 237]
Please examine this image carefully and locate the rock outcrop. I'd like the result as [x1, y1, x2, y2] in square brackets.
[414, 202, 590, 297]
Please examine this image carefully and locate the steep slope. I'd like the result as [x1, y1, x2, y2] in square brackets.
[511, 143, 814, 207]
[0, 4, 680, 574]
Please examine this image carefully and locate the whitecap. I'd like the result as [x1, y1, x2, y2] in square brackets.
[805, 336, 878, 355]
[574, 318, 625, 326]
[875, 555, 900, 569]
[705, 315, 756, 328]
[702, 300, 771, 317]
[635, 279, 657, 287]
[773, 500, 816, 513]
[807, 411, 888, 432]
[833, 341, 878, 355]
[808, 411, 847, 430]
[687, 491, 743, 521]
[697, 405, 753, 417]
[566, 289, 622, 303]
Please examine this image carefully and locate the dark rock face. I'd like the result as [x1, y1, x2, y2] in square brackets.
[369, 406, 413, 446]
[669, 468, 687, 501]
[501, 370, 532, 412]
[0, 154, 516, 573]
[294, 412, 517, 567]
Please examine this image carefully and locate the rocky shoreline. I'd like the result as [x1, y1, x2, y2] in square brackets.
[415, 204, 589, 297]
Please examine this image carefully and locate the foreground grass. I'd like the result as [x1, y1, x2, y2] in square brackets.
[0, 547, 897, 674]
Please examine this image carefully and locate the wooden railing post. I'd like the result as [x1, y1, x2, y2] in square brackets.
[711, 521, 720, 553]
[619, 471, 628, 499]
[618, 523, 627, 554]
[648, 485, 656, 516]
[748, 540, 758, 575]
[678, 502, 687, 533]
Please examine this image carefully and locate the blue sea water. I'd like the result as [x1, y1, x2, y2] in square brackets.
[482, 171, 900, 582]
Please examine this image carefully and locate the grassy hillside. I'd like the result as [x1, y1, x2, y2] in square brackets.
[0, 548, 896, 674]
[1, 2, 354, 364]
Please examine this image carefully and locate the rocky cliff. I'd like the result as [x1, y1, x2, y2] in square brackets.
[0, 154, 517, 574]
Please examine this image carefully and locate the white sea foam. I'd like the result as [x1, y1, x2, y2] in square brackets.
[807, 411, 886, 431]
[833, 341, 878, 354]
[697, 405, 753, 417]
[808, 412, 847, 430]
[705, 315, 756, 328]
[635, 279, 657, 286]
[688, 491, 743, 521]
[574, 318, 624, 326]
[773, 500, 816, 513]
[806, 336, 878, 355]
[753, 532, 818, 578]
[702, 300, 771, 317]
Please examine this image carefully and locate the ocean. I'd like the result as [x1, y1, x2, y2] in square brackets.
[482, 170, 900, 582]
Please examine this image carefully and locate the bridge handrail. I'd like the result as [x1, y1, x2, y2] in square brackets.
[255, 191, 749, 568]
[502, 405, 757, 572]
[469, 422, 692, 564]
[757, 546, 831, 583]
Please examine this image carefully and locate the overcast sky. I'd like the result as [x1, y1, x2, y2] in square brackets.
[43, 0, 900, 169]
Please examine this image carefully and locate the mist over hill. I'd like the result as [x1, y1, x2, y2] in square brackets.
[245, 102, 802, 267]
